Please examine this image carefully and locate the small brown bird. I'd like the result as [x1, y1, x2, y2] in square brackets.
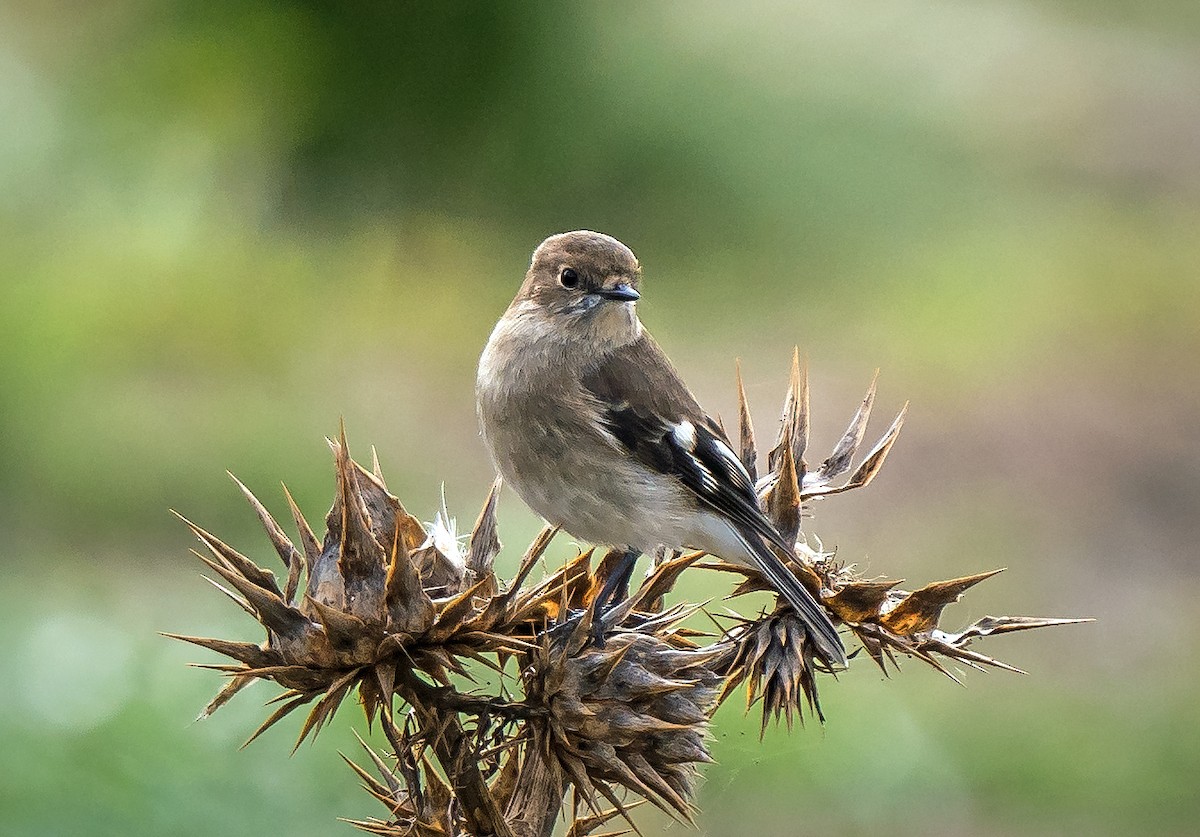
[476, 231, 845, 666]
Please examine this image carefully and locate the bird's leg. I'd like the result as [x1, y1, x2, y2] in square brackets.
[596, 548, 641, 612]
[585, 546, 643, 652]
[587, 549, 641, 646]
[543, 549, 642, 649]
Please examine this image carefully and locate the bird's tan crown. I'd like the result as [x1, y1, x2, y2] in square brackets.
[530, 230, 641, 286]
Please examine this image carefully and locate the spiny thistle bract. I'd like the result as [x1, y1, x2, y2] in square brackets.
[170, 353, 1087, 837]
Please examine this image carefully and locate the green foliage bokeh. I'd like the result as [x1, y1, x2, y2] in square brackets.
[2, 3, 1198, 835]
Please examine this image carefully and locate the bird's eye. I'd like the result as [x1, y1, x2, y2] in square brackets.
[559, 268, 579, 288]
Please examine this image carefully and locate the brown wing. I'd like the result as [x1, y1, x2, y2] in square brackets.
[580, 332, 848, 665]
[581, 332, 721, 436]
[581, 332, 778, 549]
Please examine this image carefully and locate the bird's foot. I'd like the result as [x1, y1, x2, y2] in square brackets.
[542, 607, 612, 649]
[540, 550, 643, 649]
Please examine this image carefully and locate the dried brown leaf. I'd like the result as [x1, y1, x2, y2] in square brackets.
[880, 569, 1005, 636]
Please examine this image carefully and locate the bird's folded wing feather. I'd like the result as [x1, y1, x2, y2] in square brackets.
[581, 334, 794, 557]
[582, 333, 847, 666]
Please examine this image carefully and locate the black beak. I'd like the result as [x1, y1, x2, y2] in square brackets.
[593, 284, 640, 302]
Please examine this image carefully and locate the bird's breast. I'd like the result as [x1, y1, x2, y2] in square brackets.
[475, 312, 697, 552]
[477, 378, 689, 552]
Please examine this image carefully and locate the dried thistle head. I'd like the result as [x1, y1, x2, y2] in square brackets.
[521, 611, 722, 823]
[168, 353, 1086, 837]
[166, 426, 535, 749]
[720, 609, 826, 732]
[711, 354, 1086, 726]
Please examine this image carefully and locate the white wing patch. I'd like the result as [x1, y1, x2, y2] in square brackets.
[709, 434, 750, 479]
[672, 421, 725, 494]
[672, 420, 698, 450]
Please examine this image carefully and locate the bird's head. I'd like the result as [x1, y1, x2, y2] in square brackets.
[510, 230, 643, 348]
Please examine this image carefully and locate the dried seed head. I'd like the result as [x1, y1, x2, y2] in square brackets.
[169, 353, 1087, 837]
[169, 428, 523, 748]
[710, 363, 1086, 727]
[523, 627, 723, 822]
[720, 610, 825, 733]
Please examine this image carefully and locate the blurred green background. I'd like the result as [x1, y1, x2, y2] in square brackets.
[2, 2, 1198, 835]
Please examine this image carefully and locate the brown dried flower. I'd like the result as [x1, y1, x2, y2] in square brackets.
[169, 354, 1086, 837]
[522, 613, 723, 822]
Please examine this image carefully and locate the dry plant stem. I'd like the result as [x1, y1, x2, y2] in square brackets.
[393, 667, 516, 837]
[173, 356, 1087, 837]
[504, 748, 565, 837]
[399, 670, 538, 722]
[393, 669, 561, 837]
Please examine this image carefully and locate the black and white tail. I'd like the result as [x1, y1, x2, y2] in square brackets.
[735, 526, 847, 667]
